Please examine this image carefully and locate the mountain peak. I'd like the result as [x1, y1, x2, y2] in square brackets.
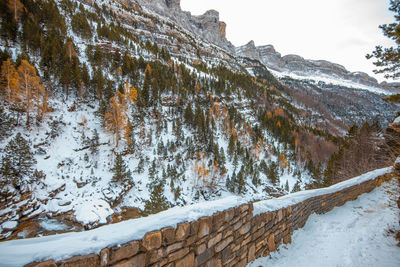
[136, 0, 234, 51]
[236, 42, 388, 89]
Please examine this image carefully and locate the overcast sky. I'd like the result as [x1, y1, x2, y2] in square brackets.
[181, 0, 395, 82]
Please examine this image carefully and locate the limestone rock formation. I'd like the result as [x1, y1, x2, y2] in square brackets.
[136, 0, 234, 52]
[236, 40, 398, 91]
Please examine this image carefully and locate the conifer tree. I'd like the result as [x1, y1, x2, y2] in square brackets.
[141, 64, 151, 106]
[266, 161, 279, 186]
[184, 103, 193, 126]
[291, 179, 301, 193]
[89, 129, 100, 155]
[110, 153, 132, 185]
[285, 180, 290, 192]
[145, 175, 170, 214]
[367, 0, 400, 79]
[0, 107, 14, 141]
[236, 166, 247, 194]
[0, 133, 36, 190]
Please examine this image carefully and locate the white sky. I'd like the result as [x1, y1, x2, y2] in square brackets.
[181, 0, 395, 82]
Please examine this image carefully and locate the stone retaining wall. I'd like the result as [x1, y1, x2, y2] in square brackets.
[26, 173, 392, 267]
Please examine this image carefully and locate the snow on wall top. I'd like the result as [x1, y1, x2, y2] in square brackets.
[0, 196, 246, 266]
[0, 167, 392, 266]
[253, 167, 392, 216]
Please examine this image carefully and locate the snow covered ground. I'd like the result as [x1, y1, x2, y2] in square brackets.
[249, 178, 400, 267]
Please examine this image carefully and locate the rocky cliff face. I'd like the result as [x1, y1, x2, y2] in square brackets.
[236, 40, 397, 91]
[136, 0, 234, 53]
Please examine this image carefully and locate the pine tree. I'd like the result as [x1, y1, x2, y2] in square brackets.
[110, 153, 132, 185]
[0, 133, 36, 190]
[285, 180, 289, 192]
[89, 129, 100, 155]
[0, 107, 15, 141]
[266, 161, 279, 186]
[226, 174, 234, 193]
[141, 64, 151, 106]
[183, 103, 193, 126]
[251, 170, 261, 187]
[137, 157, 144, 174]
[236, 166, 247, 194]
[291, 179, 302, 193]
[145, 175, 170, 214]
[367, 0, 400, 79]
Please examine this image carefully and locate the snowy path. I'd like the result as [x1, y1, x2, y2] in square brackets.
[249, 179, 400, 267]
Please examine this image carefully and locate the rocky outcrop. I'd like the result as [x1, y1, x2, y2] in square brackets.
[236, 40, 399, 91]
[136, 0, 234, 52]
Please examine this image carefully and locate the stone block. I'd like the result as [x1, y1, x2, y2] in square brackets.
[239, 222, 251, 235]
[283, 234, 292, 244]
[100, 248, 110, 267]
[212, 212, 225, 231]
[239, 204, 249, 213]
[215, 236, 233, 253]
[112, 253, 145, 267]
[224, 208, 235, 222]
[221, 247, 234, 263]
[252, 227, 265, 241]
[237, 258, 247, 267]
[198, 217, 211, 238]
[248, 244, 255, 262]
[150, 248, 166, 265]
[184, 235, 197, 246]
[175, 252, 194, 267]
[161, 227, 176, 245]
[168, 248, 189, 262]
[195, 242, 206, 255]
[165, 242, 184, 254]
[204, 258, 222, 267]
[196, 248, 214, 266]
[190, 221, 199, 236]
[143, 231, 162, 251]
[207, 232, 222, 248]
[110, 241, 139, 264]
[268, 234, 275, 252]
[176, 222, 190, 241]
[58, 254, 99, 267]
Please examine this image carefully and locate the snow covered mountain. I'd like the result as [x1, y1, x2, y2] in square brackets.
[235, 41, 399, 134]
[0, 0, 397, 242]
[236, 40, 400, 93]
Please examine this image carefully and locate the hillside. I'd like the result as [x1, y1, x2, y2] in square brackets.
[0, 0, 397, 241]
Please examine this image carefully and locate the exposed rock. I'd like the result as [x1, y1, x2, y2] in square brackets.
[381, 81, 400, 93]
[236, 40, 400, 92]
[136, 0, 234, 52]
